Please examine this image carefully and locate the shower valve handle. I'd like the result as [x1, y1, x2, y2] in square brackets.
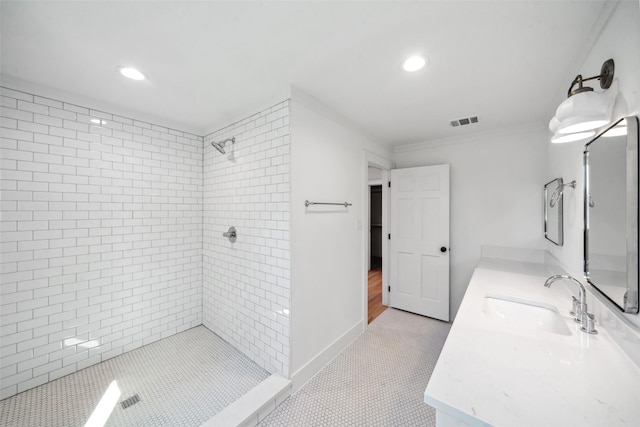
[223, 226, 237, 243]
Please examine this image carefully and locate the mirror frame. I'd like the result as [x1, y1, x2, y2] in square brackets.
[583, 116, 639, 314]
[544, 177, 563, 246]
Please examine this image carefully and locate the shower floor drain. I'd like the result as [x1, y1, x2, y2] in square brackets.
[120, 394, 141, 409]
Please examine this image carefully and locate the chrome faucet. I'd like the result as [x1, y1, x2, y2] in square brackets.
[544, 275, 586, 323]
[544, 275, 597, 334]
[544, 274, 598, 334]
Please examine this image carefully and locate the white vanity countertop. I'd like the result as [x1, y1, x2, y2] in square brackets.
[424, 258, 640, 427]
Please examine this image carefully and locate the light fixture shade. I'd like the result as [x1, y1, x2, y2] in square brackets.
[551, 130, 595, 144]
[549, 116, 561, 133]
[548, 59, 617, 144]
[554, 90, 612, 134]
[557, 116, 610, 134]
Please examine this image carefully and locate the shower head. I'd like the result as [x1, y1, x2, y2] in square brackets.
[211, 141, 225, 154]
[210, 137, 235, 155]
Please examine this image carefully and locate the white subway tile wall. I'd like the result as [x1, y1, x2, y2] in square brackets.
[0, 87, 203, 399]
[203, 100, 291, 377]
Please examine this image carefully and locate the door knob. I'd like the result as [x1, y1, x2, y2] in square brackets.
[440, 246, 447, 253]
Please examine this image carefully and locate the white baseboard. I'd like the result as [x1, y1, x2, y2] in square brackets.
[290, 320, 364, 394]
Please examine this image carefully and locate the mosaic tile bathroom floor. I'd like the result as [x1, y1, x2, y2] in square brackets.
[0, 326, 270, 427]
[259, 308, 451, 427]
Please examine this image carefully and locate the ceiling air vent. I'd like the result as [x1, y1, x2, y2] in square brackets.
[450, 116, 479, 127]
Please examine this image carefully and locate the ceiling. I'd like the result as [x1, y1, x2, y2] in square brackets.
[0, 1, 609, 147]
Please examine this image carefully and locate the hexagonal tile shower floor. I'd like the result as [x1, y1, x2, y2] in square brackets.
[0, 326, 269, 427]
[259, 308, 451, 427]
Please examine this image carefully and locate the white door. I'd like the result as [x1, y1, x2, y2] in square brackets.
[389, 165, 450, 321]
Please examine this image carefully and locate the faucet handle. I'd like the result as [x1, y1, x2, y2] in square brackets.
[571, 296, 587, 323]
[580, 312, 598, 335]
[570, 296, 578, 316]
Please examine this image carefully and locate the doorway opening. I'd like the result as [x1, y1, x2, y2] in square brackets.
[362, 154, 392, 329]
[369, 184, 385, 323]
[370, 185, 383, 269]
[367, 168, 386, 324]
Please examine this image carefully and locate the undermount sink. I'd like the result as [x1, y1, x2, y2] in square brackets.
[482, 293, 572, 336]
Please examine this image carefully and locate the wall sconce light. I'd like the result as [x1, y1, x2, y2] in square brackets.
[549, 59, 616, 143]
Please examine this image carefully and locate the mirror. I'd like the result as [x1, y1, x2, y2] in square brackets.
[544, 178, 564, 246]
[584, 116, 639, 313]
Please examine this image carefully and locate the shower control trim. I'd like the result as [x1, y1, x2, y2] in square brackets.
[223, 226, 237, 243]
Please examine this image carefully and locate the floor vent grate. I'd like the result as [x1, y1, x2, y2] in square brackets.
[120, 394, 141, 409]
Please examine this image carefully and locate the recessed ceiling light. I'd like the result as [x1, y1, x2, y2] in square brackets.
[402, 55, 427, 72]
[118, 66, 145, 81]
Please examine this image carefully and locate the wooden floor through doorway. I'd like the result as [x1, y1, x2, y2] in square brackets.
[368, 266, 386, 324]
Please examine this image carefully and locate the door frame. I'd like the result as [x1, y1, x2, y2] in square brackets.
[362, 151, 393, 331]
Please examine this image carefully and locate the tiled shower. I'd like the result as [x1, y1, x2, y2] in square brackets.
[203, 102, 291, 377]
[0, 86, 291, 401]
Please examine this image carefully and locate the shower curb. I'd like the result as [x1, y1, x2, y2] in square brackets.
[200, 374, 292, 427]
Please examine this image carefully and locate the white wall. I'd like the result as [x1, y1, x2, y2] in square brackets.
[202, 101, 291, 377]
[546, 0, 640, 327]
[394, 125, 548, 318]
[0, 87, 203, 399]
[289, 89, 391, 388]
